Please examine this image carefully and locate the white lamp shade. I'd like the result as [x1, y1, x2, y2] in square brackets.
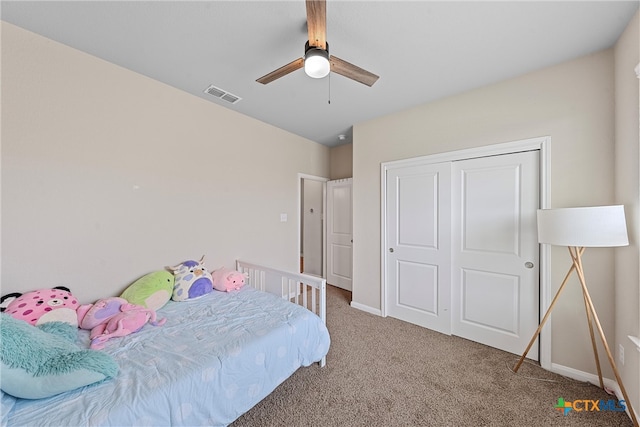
[537, 205, 629, 247]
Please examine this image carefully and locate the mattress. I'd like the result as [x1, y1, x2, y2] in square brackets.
[2, 286, 330, 427]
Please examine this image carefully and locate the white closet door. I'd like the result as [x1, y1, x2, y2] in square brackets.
[327, 179, 353, 291]
[385, 163, 452, 335]
[451, 151, 539, 359]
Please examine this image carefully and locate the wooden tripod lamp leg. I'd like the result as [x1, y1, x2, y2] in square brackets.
[571, 247, 605, 389]
[582, 288, 604, 388]
[513, 257, 577, 372]
[573, 250, 639, 427]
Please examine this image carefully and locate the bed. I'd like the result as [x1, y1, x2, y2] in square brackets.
[1, 261, 330, 427]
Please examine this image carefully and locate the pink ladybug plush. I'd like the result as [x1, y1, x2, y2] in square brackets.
[89, 303, 166, 350]
[77, 297, 129, 334]
[211, 268, 248, 292]
[0, 286, 79, 327]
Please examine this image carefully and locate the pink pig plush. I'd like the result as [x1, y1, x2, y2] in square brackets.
[211, 268, 248, 292]
[89, 303, 166, 350]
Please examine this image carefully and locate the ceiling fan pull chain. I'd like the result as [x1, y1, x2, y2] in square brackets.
[328, 72, 331, 104]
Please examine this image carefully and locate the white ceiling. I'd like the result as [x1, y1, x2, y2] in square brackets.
[2, 1, 638, 147]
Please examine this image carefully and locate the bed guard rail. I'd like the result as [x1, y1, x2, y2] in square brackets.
[235, 260, 326, 326]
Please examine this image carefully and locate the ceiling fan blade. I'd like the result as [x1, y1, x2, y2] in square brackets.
[330, 55, 379, 87]
[256, 58, 304, 85]
[306, 0, 326, 50]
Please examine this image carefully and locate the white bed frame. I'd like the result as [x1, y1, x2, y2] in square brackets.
[236, 260, 327, 367]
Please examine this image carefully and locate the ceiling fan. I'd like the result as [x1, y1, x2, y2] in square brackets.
[256, 0, 379, 87]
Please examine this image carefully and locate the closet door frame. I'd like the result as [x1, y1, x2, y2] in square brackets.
[380, 136, 551, 370]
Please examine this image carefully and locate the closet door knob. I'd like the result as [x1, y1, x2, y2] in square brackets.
[389, 248, 394, 253]
[524, 262, 534, 269]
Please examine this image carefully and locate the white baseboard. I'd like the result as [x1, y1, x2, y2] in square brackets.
[551, 363, 638, 423]
[350, 301, 382, 316]
[551, 363, 618, 390]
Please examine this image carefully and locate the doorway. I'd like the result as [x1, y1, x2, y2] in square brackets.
[299, 175, 328, 276]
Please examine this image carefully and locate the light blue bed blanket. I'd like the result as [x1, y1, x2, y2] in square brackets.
[2, 286, 330, 427]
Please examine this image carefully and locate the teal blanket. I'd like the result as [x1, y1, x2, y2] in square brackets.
[0, 315, 117, 400]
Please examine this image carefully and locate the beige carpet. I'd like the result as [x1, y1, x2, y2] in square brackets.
[232, 285, 633, 426]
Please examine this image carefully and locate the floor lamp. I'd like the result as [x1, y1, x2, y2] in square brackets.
[512, 205, 638, 427]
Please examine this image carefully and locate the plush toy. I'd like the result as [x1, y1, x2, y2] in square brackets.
[0, 287, 79, 327]
[89, 303, 166, 350]
[211, 267, 248, 292]
[120, 270, 174, 311]
[167, 256, 213, 301]
[76, 297, 129, 334]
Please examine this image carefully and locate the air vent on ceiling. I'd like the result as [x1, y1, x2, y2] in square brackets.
[204, 85, 242, 104]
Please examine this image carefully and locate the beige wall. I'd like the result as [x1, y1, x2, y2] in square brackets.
[1, 22, 330, 304]
[614, 10, 640, 418]
[353, 48, 621, 380]
[330, 143, 353, 179]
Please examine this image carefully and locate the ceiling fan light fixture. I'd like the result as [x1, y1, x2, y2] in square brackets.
[257, 3, 378, 87]
[304, 42, 330, 79]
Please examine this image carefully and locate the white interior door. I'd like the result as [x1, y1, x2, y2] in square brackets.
[327, 179, 352, 290]
[451, 151, 539, 359]
[385, 163, 452, 335]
